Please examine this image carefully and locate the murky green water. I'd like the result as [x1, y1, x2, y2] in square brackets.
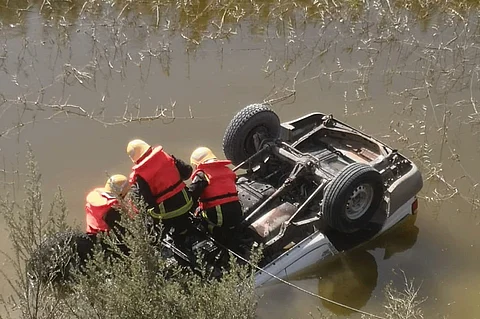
[1, 1, 480, 318]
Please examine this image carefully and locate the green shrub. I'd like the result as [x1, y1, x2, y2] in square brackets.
[0, 145, 260, 319]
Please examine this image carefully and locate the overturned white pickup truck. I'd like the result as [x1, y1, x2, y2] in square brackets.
[190, 104, 423, 287]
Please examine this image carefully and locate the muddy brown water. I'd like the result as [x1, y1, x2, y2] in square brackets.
[1, 3, 480, 318]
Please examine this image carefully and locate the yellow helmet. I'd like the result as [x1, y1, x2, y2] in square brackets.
[127, 139, 151, 163]
[104, 174, 130, 197]
[190, 147, 217, 167]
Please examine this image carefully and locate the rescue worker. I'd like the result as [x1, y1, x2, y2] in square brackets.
[188, 147, 243, 249]
[126, 139, 194, 250]
[85, 174, 131, 254]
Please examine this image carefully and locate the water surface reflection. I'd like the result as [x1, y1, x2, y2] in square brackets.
[313, 215, 419, 316]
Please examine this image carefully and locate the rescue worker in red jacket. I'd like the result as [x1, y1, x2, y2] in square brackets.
[188, 147, 243, 248]
[85, 174, 131, 254]
[127, 139, 194, 249]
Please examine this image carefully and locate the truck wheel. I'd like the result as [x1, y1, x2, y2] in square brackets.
[323, 163, 384, 233]
[222, 104, 280, 166]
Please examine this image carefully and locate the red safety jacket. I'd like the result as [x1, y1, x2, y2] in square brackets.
[85, 188, 118, 234]
[130, 146, 185, 204]
[192, 160, 239, 209]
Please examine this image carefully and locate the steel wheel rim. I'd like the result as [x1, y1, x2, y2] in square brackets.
[345, 183, 374, 220]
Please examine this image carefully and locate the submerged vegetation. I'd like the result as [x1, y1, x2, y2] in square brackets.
[0, 0, 479, 211]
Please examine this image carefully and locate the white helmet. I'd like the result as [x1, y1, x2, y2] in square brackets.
[126, 139, 151, 163]
[104, 174, 130, 197]
[190, 146, 217, 168]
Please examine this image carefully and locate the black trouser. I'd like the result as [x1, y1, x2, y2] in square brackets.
[161, 212, 194, 248]
[202, 201, 244, 250]
[148, 188, 195, 249]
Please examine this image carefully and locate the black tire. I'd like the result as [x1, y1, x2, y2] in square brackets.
[222, 104, 280, 166]
[322, 163, 384, 233]
[27, 230, 94, 285]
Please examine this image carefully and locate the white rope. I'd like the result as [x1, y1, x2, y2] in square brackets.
[253, 266, 385, 319]
[213, 238, 386, 319]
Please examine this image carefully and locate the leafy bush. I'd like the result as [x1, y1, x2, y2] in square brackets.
[0, 145, 259, 319]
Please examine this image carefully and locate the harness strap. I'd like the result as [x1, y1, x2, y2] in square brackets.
[201, 205, 224, 234]
[148, 188, 192, 220]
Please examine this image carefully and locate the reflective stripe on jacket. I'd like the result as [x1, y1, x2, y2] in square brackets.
[85, 188, 117, 234]
[130, 146, 185, 204]
[191, 159, 239, 210]
[148, 188, 193, 220]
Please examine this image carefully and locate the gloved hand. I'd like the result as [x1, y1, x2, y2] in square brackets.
[194, 206, 202, 217]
